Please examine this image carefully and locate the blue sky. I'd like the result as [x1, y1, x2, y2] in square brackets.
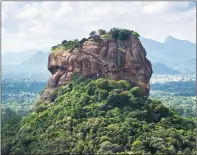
[2, 1, 196, 53]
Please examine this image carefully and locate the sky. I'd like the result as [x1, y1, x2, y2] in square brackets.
[2, 1, 196, 53]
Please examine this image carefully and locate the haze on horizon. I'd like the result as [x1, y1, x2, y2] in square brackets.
[2, 1, 196, 53]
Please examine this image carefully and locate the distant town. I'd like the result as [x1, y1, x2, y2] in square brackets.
[151, 73, 195, 84]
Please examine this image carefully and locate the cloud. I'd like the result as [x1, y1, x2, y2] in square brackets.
[2, 1, 196, 53]
[140, 2, 169, 14]
[2, 12, 7, 21]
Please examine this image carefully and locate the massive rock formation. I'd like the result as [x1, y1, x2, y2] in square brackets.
[41, 34, 153, 102]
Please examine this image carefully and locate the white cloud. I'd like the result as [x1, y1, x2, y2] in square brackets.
[16, 3, 40, 20]
[56, 2, 73, 17]
[2, 12, 7, 21]
[1, 1, 196, 53]
[140, 2, 169, 14]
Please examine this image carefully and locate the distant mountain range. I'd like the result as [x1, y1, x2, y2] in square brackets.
[152, 62, 181, 75]
[2, 50, 37, 66]
[2, 51, 49, 74]
[2, 47, 50, 66]
[2, 36, 196, 75]
[18, 50, 49, 69]
[140, 36, 196, 73]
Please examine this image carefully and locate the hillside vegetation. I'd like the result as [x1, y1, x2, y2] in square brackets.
[2, 75, 195, 155]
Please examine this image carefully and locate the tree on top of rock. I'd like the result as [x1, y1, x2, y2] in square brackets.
[89, 31, 97, 37]
[62, 40, 68, 45]
[110, 28, 120, 40]
[98, 29, 107, 35]
[118, 29, 131, 41]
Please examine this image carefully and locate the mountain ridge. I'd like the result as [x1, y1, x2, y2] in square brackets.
[152, 62, 181, 75]
[18, 50, 49, 68]
[140, 36, 196, 73]
[2, 35, 196, 74]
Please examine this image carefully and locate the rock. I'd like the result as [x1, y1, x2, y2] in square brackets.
[41, 34, 152, 102]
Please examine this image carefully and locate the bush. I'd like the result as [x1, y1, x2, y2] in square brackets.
[51, 40, 79, 52]
[109, 28, 134, 41]
[118, 29, 131, 41]
[63, 40, 79, 50]
[62, 40, 67, 45]
[98, 29, 107, 35]
[51, 46, 57, 50]
[131, 31, 140, 38]
[71, 74, 86, 84]
[49, 90, 58, 102]
[100, 34, 112, 39]
[130, 87, 142, 98]
[109, 28, 120, 40]
[90, 31, 97, 36]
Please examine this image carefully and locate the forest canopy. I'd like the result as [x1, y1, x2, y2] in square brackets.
[2, 75, 196, 155]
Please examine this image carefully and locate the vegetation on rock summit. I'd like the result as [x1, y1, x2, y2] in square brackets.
[51, 28, 140, 52]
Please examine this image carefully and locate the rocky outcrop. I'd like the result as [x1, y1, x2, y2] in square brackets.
[41, 35, 152, 102]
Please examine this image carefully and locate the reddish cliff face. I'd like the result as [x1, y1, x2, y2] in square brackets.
[41, 35, 152, 102]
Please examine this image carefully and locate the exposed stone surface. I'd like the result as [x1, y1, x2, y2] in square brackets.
[41, 35, 153, 102]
